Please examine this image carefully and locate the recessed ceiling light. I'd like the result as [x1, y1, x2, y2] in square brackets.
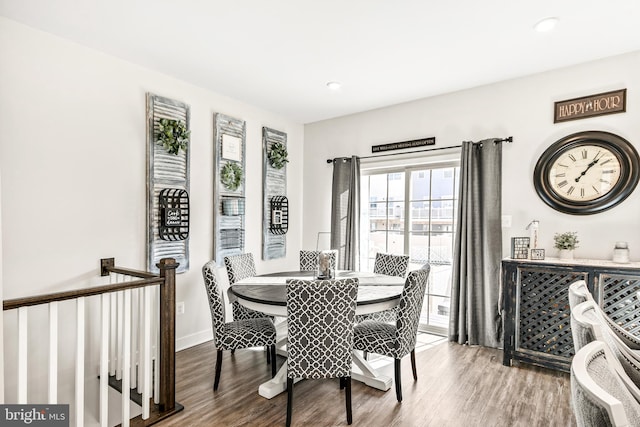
[326, 81, 342, 91]
[534, 17, 558, 33]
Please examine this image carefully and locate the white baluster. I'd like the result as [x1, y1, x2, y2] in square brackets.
[116, 290, 123, 381]
[122, 289, 131, 427]
[110, 292, 117, 376]
[49, 302, 58, 403]
[76, 297, 85, 427]
[137, 288, 145, 395]
[130, 288, 138, 391]
[100, 295, 110, 426]
[153, 286, 160, 404]
[17, 307, 27, 404]
[141, 287, 152, 419]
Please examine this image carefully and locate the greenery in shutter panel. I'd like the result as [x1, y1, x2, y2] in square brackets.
[157, 118, 190, 155]
[220, 162, 243, 191]
[268, 141, 289, 169]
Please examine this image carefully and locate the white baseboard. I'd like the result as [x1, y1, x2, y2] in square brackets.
[176, 329, 213, 352]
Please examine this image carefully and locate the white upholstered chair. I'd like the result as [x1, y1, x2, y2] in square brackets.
[571, 340, 640, 426]
[571, 300, 640, 401]
[568, 279, 640, 352]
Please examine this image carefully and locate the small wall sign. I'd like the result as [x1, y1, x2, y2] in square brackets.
[530, 249, 546, 260]
[164, 208, 182, 226]
[554, 89, 626, 123]
[372, 137, 435, 153]
[272, 209, 283, 225]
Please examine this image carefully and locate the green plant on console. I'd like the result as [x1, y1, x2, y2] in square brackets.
[268, 141, 289, 169]
[553, 232, 579, 250]
[157, 118, 190, 155]
[220, 161, 243, 191]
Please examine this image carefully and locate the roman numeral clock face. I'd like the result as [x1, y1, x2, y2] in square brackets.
[551, 146, 621, 201]
[534, 131, 640, 215]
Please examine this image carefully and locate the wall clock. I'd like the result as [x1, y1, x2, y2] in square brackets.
[533, 130, 640, 215]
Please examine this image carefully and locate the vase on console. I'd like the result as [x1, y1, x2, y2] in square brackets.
[559, 249, 574, 260]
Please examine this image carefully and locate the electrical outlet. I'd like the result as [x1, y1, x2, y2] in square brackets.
[177, 301, 185, 315]
[501, 215, 512, 228]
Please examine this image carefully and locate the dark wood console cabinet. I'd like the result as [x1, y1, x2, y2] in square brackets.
[502, 258, 640, 372]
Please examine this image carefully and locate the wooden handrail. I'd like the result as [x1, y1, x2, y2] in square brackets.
[3, 257, 183, 426]
[3, 277, 164, 311]
[100, 257, 157, 279]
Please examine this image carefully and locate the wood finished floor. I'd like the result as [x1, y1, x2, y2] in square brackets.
[160, 339, 575, 427]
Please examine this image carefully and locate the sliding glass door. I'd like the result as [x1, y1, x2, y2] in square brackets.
[360, 162, 460, 335]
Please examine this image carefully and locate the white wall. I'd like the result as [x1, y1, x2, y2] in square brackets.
[0, 171, 4, 403]
[304, 51, 640, 261]
[0, 16, 303, 405]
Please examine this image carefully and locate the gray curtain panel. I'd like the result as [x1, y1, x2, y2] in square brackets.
[449, 139, 503, 348]
[330, 156, 360, 270]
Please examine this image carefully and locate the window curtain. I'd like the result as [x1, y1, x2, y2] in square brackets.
[449, 139, 503, 348]
[330, 156, 360, 270]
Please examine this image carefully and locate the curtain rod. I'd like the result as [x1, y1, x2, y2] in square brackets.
[326, 136, 513, 163]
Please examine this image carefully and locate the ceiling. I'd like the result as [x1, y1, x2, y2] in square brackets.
[2, 0, 640, 124]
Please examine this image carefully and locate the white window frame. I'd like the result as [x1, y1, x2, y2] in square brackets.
[360, 158, 460, 335]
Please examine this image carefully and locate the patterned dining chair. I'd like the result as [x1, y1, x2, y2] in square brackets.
[571, 340, 640, 426]
[355, 254, 416, 325]
[202, 260, 277, 391]
[286, 277, 359, 427]
[224, 253, 270, 321]
[299, 249, 337, 271]
[373, 252, 410, 277]
[353, 268, 429, 402]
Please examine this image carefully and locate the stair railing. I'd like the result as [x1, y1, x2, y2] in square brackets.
[2, 257, 182, 427]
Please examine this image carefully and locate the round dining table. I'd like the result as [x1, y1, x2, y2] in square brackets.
[229, 270, 405, 399]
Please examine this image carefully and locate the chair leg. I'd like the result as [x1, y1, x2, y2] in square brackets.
[363, 351, 368, 360]
[231, 349, 235, 355]
[270, 344, 277, 377]
[340, 377, 345, 389]
[286, 377, 294, 427]
[345, 376, 353, 425]
[411, 349, 417, 381]
[214, 349, 223, 391]
[394, 358, 402, 402]
[267, 345, 271, 364]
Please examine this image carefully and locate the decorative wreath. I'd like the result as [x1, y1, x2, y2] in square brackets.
[268, 141, 289, 169]
[220, 161, 243, 191]
[157, 118, 190, 155]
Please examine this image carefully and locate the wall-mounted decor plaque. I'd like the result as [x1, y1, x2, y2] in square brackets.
[262, 127, 287, 260]
[372, 137, 435, 153]
[146, 93, 190, 273]
[214, 114, 246, 266]
[554, 89, 626, 123]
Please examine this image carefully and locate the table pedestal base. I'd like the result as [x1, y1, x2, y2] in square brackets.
[351, 350, 393, 391]
[258, 361, 302, 399]
[258, 350, 392, 399]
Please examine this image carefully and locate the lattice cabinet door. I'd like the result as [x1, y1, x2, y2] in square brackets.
[599, 273, 640, 337]
[503, 258, 640, 373]
[517, 267, 588, 365]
